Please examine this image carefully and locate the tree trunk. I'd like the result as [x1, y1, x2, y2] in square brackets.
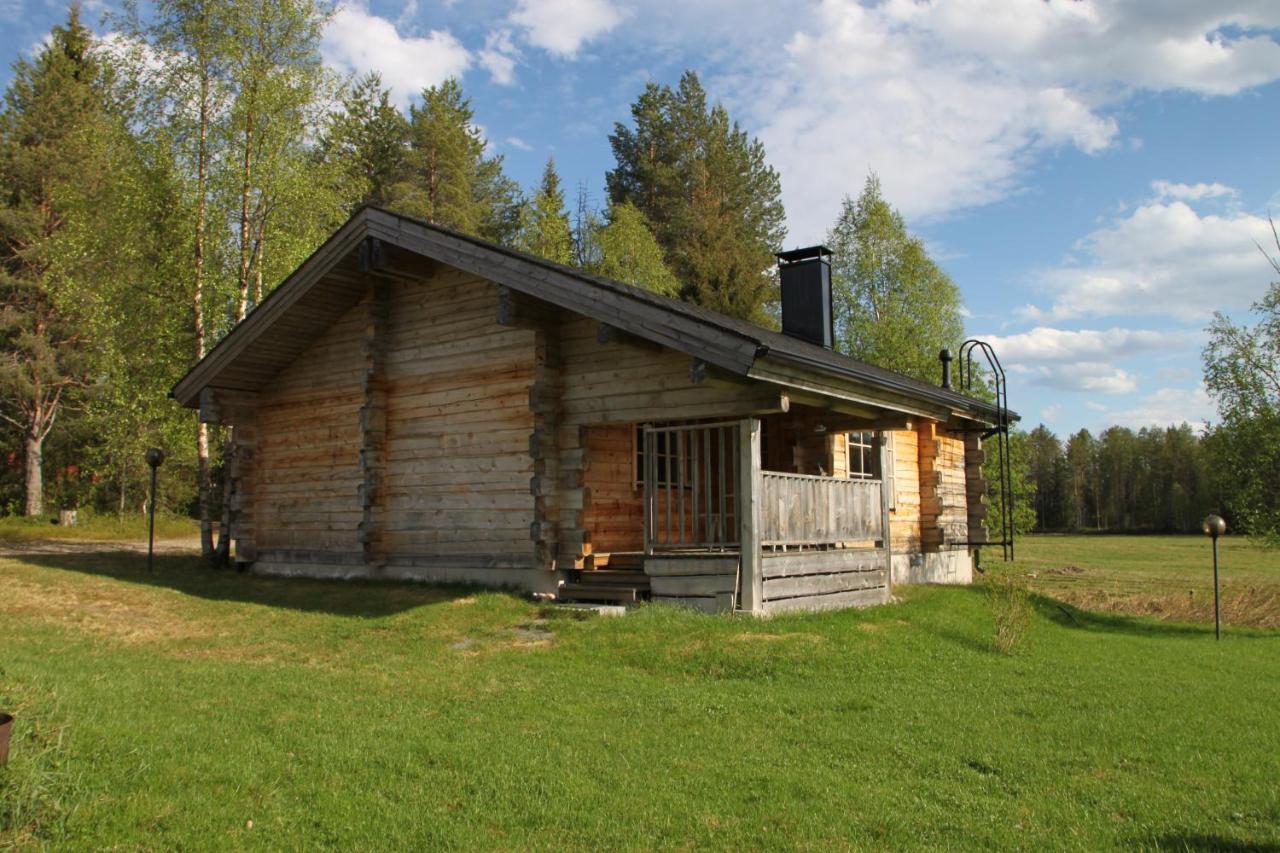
[195, 66, 214, 560]
[22, 433, 43, 517]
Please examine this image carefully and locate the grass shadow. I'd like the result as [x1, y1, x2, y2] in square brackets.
[1144, 834, 1280, 852]
[5, 549, 515, 619]
[1028, 591, 1277, 641]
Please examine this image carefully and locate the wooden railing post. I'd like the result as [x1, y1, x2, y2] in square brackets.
[738, 418, 763, 614]
[878, 431, 894, 594]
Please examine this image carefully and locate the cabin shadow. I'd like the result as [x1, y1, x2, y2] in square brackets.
[13, 549, 507, 618]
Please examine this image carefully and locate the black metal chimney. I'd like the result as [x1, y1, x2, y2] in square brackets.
[939, 348, 953, 389]
[777, 246, 834, 349]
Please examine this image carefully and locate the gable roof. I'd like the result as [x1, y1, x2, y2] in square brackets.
[172, 206, 1010, 424]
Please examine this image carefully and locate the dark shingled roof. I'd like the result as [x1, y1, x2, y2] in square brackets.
[363, 207, 1012, 424]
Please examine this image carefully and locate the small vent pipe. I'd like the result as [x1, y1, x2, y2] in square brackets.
[939, 348, 953, 389]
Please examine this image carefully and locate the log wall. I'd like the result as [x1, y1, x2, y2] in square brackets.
[254, 296, 368, 559]
[380, 270, 539, 568]
[918, 422, 968, 550]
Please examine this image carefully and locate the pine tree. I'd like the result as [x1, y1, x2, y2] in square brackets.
[826, 174, 965, 383]
[320, 72, 409, 210]
[593, 201, 680, 297]
[516, 158, 573, 264]
[607, 71, 786, 322]
[392, 78, 522, 244]
[0, 9, 103, 516]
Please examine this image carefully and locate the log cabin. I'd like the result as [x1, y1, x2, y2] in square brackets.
[172, 207, 1013, 616]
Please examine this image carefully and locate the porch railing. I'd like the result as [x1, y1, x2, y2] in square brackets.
[643, 422, 740, 553]
[760, 472, 883, 548]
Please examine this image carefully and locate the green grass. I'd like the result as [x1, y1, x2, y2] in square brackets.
[0, 513, 199, 545]
[1, 540, 1277, 849]
[1010, 534, 1280, 628]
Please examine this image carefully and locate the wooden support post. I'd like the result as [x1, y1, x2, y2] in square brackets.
[878, 431, 894, 596]
[529, 323, 563, 570]
[357, 279, 391, 569]
[738, 417, 763, 615]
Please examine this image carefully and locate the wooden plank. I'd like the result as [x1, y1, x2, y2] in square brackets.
[650, 573, 738, 597]
[761, 585, 889, 615]
[763, 568, 887, 600]
[762, 549, 882, 578]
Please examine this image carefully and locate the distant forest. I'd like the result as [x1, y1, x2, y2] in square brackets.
[1009, 423, 1210, 535]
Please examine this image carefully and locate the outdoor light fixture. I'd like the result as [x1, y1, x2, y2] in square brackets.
[146, 448, 165, 574]
[1202, 513, 1226, 640]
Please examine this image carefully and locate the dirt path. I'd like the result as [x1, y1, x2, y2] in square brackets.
[0, 537, 202, 558]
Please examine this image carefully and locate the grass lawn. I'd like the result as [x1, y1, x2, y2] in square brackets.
[0, 514, 199, 545]
[1, 538, 1277, 848]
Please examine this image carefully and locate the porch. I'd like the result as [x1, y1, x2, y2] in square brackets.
[564, 417, 893, 615]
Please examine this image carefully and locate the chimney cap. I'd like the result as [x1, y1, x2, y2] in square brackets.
[776, 245, 833, 264]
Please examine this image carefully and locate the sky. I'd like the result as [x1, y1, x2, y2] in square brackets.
[6, 0, 1280, 436]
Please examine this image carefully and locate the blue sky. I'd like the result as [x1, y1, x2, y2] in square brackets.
[7, 0, 1280, 436]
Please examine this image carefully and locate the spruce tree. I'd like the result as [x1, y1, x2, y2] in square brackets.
[607, 71, 786, 322]
[516, 158, 573, 264]
[825, 174, 965, 383]
[0, 9, 103, 515]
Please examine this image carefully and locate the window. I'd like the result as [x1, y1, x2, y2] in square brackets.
[634, 426, 691, 489]
[847, 431, 876, 480]
[848, 430, 896, 510]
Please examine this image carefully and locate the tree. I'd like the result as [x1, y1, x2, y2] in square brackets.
[0, 9, 105, 516]
[516, 158, 572, 264]
[825, 175, 965, 383]
[1024, 424, 1069, 531]
[391, 78, 522, 244]
[320, 72, 409, 211]
[607, 71, 786, 322]
[592, 201, 680, 297]
[1202, 228, 1280, 540]
[131, 0, 235, 556]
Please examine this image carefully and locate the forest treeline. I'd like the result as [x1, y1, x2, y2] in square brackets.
[1, 5, 1275, 551]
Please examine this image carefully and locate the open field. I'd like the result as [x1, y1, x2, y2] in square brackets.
[1010, 534, 1280, 629]
[1, 537, 1277, 849]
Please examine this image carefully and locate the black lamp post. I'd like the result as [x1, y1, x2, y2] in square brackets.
[145, 448, 165, 574]
[1202, 513, 1226, 640]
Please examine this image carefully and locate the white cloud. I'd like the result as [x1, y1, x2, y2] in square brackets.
[698, 0, 1280, 238]
[1103, 386, 1214, 430]
[1024, 194, 1277, 321]
[510, 0, 622, 57]
[1040, 403, 1062, 423]
[322, 3, 471, 109]
[1151, 180, 1239, 203]
[478, 29, 519, 86]
[984, 326, 1186, 363]
[1009, 361, 1138, 394]
[504, 136, 532, 151]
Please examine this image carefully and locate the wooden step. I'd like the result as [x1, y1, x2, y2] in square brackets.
[599, 552, 645, 571]
[576, 569, 649, 586]
[558, 582, 642, 604]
